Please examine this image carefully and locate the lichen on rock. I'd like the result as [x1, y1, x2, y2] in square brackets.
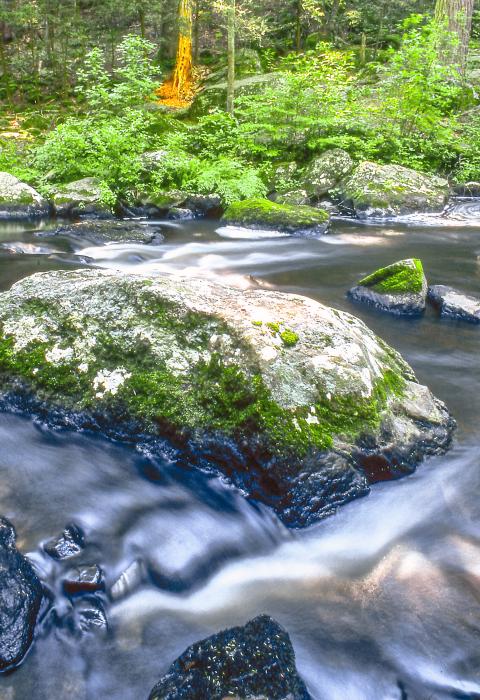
[0, 269, 453, 526]
[0, 171, 50, 220]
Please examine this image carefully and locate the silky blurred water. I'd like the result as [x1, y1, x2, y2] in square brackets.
[0, 202, 479, 699]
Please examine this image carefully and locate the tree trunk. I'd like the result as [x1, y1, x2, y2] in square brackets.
[295, 0, 302, 52]
[171, 0, 194, 99]
[435, 0, 474, 73]
[226, 0, 235, 114]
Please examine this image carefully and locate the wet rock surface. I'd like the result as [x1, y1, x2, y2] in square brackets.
[148, 615, 311, 700]
[0, 269, 454, 527]
[428, 285, 480, 324]
[348, 259, 428, 317]
[0, 172, 50, 220]
[44, 523, 85, 560]
[0, 517, 43, 671]
[44, 219, 163, 246]
[62, 565, 104, 596]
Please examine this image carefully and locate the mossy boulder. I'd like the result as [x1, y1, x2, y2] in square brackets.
[273, 190, 310, 206]
[302, 149, 354, 197]
[0, 172, 50, 220]
[348, 259, 428, 316]
[223, 198, 330, 235]
[190, 73, 283, 116]
[149, 615, 310, 700]
[0, 269, 453, 527]
[339, 162, 450, 217]
[52, 177, 114, 219]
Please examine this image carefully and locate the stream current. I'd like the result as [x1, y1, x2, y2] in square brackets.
[0, 202, 479, 699]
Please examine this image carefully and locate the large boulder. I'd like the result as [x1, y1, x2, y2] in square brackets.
[428, 285, 480, 324]
[348, 259, 428, 316]
[191, 73, 282, 116]
[0, 517, 43, 671]
[0, 269, 454, 527]
[52, 177, 114, 219]
[0, 172, 49, 220]
[339, 162, 450, 217]
[302, 149, 354, 197]
[149, 615, 311, 700]
[223, 198, 329, 235]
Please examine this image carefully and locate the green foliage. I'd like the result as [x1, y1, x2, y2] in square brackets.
[0, 140, 40, 185]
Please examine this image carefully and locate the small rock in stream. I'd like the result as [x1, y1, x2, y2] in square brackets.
[428, 285, 480, 323]
[44, 219, 164, 246]
[348, 258, 427, 316]
[149, 615, 311, 700]
[44, 523, 85, 560]
[63, 565, 104, 596]
[0, 517, 43, 672]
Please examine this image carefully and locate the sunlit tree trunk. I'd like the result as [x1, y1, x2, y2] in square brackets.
[295, 0, 302, 52]
[435, 0, 474, 73]
[226, 0, 235, 114]
[171, 0, 193, 99]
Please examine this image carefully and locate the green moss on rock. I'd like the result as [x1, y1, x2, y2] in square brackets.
[223, 198, 329, 231]
[358, 259, 426, 295]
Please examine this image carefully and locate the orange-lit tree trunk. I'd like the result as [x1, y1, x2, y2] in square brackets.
[171, 0, 193, 99]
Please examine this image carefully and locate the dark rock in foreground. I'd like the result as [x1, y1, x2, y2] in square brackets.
[149, 615, 311, 700]
[0, 517, 43, 672]
[43, 523, 85, 560]
[428, 285, 480, 324]
[45, 219, 163, 246]
[348, 259, 428, 316]
[0, 269, 454, 527]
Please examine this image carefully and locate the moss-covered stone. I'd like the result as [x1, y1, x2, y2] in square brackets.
[0, 172, 49, 220]
[359, 259, 425, 294]
[52, 177, 114, 218]
[223, 198, 329, 234]
[0, 270, 453, 526]
[349, 259, 428, 316]
[339, 162, 449, 217]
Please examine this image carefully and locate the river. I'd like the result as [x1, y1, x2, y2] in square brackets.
[0, 202, 479, 699]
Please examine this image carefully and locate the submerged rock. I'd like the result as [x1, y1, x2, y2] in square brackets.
[0, 172, 50, 220]
[348, 259, 428, 316]
[339, 162, 449, 217]
[148, 615, 311, 700]
[46, 220, 163, 246]
[52, 177, 114, 219]
[43, 523, 85, 560]
[0, 517, 43, 671]
[302, 149, 354, 197]
[63, 565, 104, 596]
[223, 198, 329, 235]
[0, 269, 454, 526]
[428, 285, 480, 324]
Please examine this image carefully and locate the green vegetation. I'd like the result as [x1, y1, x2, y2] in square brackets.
[359, 259, 426, 294]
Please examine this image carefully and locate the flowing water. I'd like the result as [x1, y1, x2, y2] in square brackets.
[0, 202, 479, 700]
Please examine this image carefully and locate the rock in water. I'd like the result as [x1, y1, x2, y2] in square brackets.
[428, 285, 480, 324]
[45, 220, 163, 246]
[0, 172, 50, 220]
[223, 198, 329, 235]
[0, 517, 42, 671]
[348, 259, 428, 316]
[339, 162, 449, 217]
[0, 269, 454, 526]
[43, 523, 85, 560]
[148, 615, 311, 700]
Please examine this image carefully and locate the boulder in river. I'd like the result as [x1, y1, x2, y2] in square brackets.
[43, 523, 85, 560]
[0, 269, 454, 527]
[0, 172, 50, 220]
[339, 162, 449, 217]
[428, 285, 480, 324]
[0, 517, 43, 672]
[302, 149, 354, 197]
[148, 615, 311, 700]
[52, 177, 115, 219]
[348, 259, 428, 316]
[44, 219, 164, 246]
[223, 198, 330, 235]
